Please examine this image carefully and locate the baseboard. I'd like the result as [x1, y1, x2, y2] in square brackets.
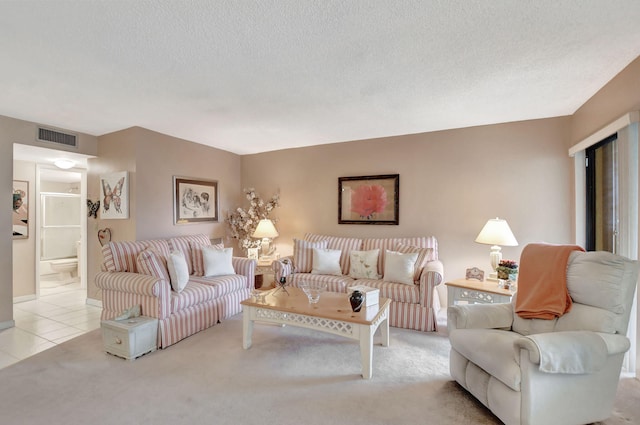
[13, 294, 36, 303]
[86, 297, 103, 308]
[0, 320, 15, 330]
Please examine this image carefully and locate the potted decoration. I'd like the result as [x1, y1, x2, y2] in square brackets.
[496, 259, 518, 281]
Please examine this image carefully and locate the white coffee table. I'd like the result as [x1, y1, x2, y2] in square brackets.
[240, 287, 390, 379]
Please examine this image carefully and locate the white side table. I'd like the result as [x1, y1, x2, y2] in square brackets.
[445, 278, 514, 307]
[101, 316, 158, 360]
[255, 259, 275, 289]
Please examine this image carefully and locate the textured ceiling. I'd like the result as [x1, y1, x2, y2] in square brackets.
[2, 1, 640, 155]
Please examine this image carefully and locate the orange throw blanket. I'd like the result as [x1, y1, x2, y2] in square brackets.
[515, 243, 585, 320]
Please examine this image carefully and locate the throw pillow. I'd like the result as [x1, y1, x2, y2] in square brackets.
[293, 239, 329, 273]
[348, 249, 381, 279]
[203, 246, 235, 277]
[383, 250, 419, 285]
[167, 250, 189, 293]
[190, 241, 225, 276]
[311, 248, 343, 276]
[136, 248, 170, 281]
[395, 244, 435, 281]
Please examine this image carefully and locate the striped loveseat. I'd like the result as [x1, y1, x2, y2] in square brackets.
[273, 234, 444, 332]
[95, 234, 255, 348]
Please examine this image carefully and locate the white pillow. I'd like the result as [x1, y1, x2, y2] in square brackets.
[349, 249, 380, 279]
[383, 250, 419, 285]
[311, 248, 342, 276]
[167, 250, 189, 293]
[203, 246, 235, 277]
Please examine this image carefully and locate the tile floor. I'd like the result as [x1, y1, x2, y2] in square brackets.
[0, 277, 101, 370]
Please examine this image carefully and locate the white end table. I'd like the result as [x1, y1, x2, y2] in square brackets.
[445, 278, 514, 306]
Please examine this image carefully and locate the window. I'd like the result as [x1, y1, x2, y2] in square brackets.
[585, 134, 618, 253]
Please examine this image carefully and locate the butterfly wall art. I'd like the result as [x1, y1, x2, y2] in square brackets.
[87, 199, 100, 219]
[100, 171, 129, 219]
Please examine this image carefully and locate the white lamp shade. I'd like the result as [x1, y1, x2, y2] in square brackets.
[475, 218, 518, 246]
[252, 219, 279, 238]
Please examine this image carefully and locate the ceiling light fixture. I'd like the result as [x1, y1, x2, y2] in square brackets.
[53, 159, 75, 169]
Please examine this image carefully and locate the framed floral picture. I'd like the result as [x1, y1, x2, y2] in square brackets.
[338, 174, 399, 225]
[174, 176, 219, 224]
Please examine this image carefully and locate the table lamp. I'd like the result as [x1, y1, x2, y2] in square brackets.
[475, 217, 518, 281]
[252, 219, 279, 259]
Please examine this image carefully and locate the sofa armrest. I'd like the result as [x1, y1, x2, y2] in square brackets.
[447, 303, 514, 333]
[95, 271, 164, 297]
[417, 259, 443, 307]
[515, 331, 630, 373]
[273, 256, 294, 283]
[95, 271, 171, 320]
[232, 257, 256, 289]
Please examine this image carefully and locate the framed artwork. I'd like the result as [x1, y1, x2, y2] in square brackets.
[338, 174, 399, 225]
[174, 176, 219, 224]
[100, 171, 129, 219]
[247, 248, 259, 260]
[12, 180, 29, 239]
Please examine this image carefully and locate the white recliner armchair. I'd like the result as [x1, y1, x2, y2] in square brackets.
[448, 250, 638, 425]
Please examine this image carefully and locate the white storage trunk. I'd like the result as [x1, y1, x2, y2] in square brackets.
[347, 285, 380, 307]
[102, 316, 158, 360]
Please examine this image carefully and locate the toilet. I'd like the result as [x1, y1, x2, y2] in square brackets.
[50, 258, 78, 282]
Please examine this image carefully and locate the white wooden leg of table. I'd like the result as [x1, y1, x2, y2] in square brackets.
[243, 308, 254, 349]
[359, 325, 374, 379]
[380, 317, 389, 347]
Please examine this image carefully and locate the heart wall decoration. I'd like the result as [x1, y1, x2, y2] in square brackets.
[98, 228, 112, 246]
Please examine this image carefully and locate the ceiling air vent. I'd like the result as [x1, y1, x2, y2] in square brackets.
[37, 127, 77, 148]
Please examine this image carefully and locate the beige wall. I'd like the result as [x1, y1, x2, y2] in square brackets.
[571, 56, 640, 146]
[242, 116, 573, 281]
[0, 114, 98, 328]
[86, 127, 242, 300]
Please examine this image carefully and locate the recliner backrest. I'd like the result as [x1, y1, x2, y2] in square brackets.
[512, 250, 638, 336]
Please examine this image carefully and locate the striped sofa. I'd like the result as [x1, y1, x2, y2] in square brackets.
[273, 234, 444, 332]
[95, 234, 255, 348]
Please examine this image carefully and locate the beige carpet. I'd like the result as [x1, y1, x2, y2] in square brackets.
[0, 314, 638, 425]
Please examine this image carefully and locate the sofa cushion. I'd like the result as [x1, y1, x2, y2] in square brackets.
[364, 237, 438, 277]
[167, 250, 189, 293]
[102, 239, 170, 273]
[203, 246, 235, 277]
[136, 248, 170, 281]
[395, 244, 434, 281]
[293, 239, 328, 273]
[449, 328, 522, 391]
[349, 249, 381, 279]
[354, 278, 421, 304]
[305, 233, 363, 275]
[289, 273, 354, 293]
[190, 274, 248, 298]
[311, 248, 342, 276]
[167, 234, 212, 275]
[190, 242, 225, 276]
[383, 250, 419, 285]
[170, 281, 217, 313]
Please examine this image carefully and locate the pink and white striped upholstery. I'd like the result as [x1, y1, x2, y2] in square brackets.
[167, 234, 212, 275]
[102, 239, 171, 273]
[136, 248, 171, 281]
[273, 235, 443, 332]
[96, 235, 257, 349]
[159, 300, 218, 348]
[293, 239, 328, 272]
[170, 281, 217, 313]
[305, 233, 363, 275]
[96, 272, 171, 321]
